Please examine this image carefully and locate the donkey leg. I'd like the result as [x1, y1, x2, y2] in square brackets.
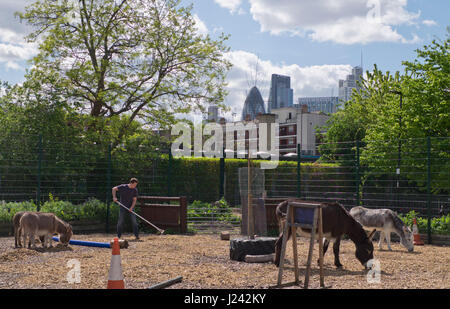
[22, 230, 28, 249]
[17, 227, 22, 248]
[48, 234, 53, 248]
[14, 227, 19, 248]
[31, 233, 37, 249]
[42, 235, 48, 249]
[317, 238, 330, 265]
[274, 224, 292, 267]
[378, 231, 385, 250]
[333, 237, 343, 269]
[386, 231, 392, 251]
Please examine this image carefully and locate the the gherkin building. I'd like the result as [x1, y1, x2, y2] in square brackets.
[241, 86, 266, 121]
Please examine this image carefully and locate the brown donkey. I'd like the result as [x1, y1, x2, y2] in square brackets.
[274, 200, 376, 269]
[20, 212, 73, 249]
[13, 211, 45, 248]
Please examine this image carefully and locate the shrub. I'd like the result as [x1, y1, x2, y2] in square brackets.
[0, 200, 37, 222]
[188, 197, 240, 224]
[398, 211, 450, 235]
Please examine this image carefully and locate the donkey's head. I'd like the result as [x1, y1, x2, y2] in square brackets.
[400, 226, 414, 252]
[59, 223, 73, 246]
[355, 229, 376, 268]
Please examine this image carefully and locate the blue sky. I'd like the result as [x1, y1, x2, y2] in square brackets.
[0, 0, 448, 119]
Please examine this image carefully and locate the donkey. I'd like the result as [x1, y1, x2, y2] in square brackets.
[20, 212, 73, 249]
[13, 211, 45, 248]
[349, 206, 414, 252]
[274, 200, 376, 269]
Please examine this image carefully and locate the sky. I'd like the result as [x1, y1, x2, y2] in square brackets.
[0, 0, 448, 121]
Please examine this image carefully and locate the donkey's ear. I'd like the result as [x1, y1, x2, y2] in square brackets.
[368, 229, 376, 240]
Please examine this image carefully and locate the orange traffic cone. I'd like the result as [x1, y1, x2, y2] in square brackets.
[107, 237, 125, 289]
[412, 218, 424, 246]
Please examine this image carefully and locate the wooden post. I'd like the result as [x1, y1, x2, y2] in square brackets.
[290, 205, 299, 284]
[180, 196, 187, 234]
[318, 206, 324, 288]
[277, 206, 290, 286]
[304, 208, 318, 289]
[247, 157, 254, 239]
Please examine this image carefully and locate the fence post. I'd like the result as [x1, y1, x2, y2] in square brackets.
[167, 149, 172, 197]
[36, 134, 43, 211]
[426, 136, 432, 244]
[297, 143, 301, 198]
[180, 196, 187, 234]
[219, 147, 225, 199]
[106, 143, 112, 233]
[355, 140, 360, 206]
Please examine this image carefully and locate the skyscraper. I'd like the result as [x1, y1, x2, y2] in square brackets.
[338, 66, 363, 105]
[297, 96, 339, 114]
[267, 74, 293, 112]
[241, 86, 266, 121]
[207, 105, 219, 122]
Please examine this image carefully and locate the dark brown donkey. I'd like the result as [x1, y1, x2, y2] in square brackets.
[274, 200, 376, 269]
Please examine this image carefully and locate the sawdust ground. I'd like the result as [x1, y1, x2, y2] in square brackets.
[0, 234, 448, 289]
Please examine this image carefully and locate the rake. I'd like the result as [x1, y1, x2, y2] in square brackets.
[115, 200, 165, 235]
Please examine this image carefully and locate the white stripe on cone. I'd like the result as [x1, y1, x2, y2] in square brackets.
[108, 255, 124, 281]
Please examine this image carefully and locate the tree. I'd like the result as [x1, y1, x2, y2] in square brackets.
[318, 65, 401, 162]
[319, 31, 449, 193]
[16, 0, 231, 146]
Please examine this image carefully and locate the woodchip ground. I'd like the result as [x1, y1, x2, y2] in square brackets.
[0, 233, 448, 289]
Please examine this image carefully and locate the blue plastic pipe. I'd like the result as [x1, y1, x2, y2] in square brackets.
[52, 236, 111, 248]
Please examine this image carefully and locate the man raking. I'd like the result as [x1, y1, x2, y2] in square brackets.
[112, 178, 140, 240]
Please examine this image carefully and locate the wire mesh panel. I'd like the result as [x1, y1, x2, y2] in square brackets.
[0, 134, 448, 235]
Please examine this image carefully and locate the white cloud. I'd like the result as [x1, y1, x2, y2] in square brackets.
[221, 50, 352, 120]
[247, 0, 423, 44]
[0, 28, 38, 71]
[0, 1, 38, 70]
[422, 19, 437, 27]
[214, 0, 244, 14]
[193, 14, 209, 36]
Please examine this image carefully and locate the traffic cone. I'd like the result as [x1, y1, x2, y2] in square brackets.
[107, 237, 125, 289]
[412, 218, 424, 246]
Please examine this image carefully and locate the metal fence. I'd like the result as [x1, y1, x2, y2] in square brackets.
[0, 134, 448, 235]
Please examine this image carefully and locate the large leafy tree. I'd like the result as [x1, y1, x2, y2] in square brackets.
[15, 0, 231, 146]
[319, 31, 449, 192]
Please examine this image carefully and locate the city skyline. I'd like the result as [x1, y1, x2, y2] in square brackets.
[0, 0, 448, 121]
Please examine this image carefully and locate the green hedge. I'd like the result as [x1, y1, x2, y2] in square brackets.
[0, 198, 118, 223]
[167, 157, 342, 205]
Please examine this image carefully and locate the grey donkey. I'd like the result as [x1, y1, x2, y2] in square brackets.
[350, 206, 414, 252]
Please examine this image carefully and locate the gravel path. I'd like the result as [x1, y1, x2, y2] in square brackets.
[0, 234, 448, 289]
